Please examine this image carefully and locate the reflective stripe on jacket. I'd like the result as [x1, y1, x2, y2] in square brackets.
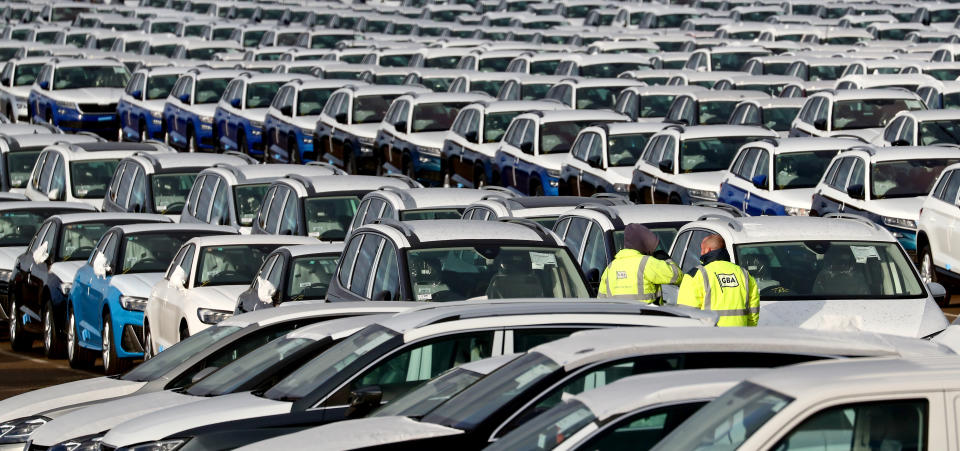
[598, 249, 683, 303]
[678, 260, 760, 327]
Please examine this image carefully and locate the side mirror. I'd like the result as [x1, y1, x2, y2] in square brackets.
[256, 277, 277, 303]
[464, 131, 478, 143]
[169, 265, 187, 288]
[891, 139, 911, 147]
[130, 89, 142, 99]
[335, 112, 348, 124]
[38, 80, 48, 90]
[813, 118, 827, 131]
[520, 141, 533, 153]
[658, 159, 673, 173]
[32, 241, 48, 265]
[929, 282, 948, 305]
[47, 188, 60, 201]
[394, 121, 406, 133]
[586, 268, 600, 285]
[587, 154, 602, 168]
[372, 289, 393, 301]
[346, 386, 383, 419]
[846, 183, 865, 200]
[751, 174, 768, 190]
[0, 77, 9, 86]
[178, 93, 191, 104]
[190, 366, 219, 384]
[229, 98, 241, 109]
[92, 252, 110, 278]
[280, 105, 292, 117]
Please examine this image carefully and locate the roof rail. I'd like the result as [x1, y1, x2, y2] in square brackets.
[692, 201, 747, 217]
[589, 192, 632, 205]
[574, 203, 624, 228]
[379, 185, 416, 208]
[305, 160, 346, 174]
[843, 144, 876, 154]
[497, 217, 555, 242]
[222, 151, 259, 164]
[479, 185, 516, 196]
[372, 218, 420, 246]
[822, 212, 880, 230]
[72, 131, 106, 142]
[833, 134, 870, 144]
[697, 213, 744, 232]
[381, 173, 422, 188]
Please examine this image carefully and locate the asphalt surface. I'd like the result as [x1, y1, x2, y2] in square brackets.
[0, 298, 958, 401]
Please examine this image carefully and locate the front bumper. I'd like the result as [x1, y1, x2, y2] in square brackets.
[109, 301, 145, 358]
[55, 108, 118, 139]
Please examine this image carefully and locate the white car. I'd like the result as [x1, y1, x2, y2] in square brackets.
[0, 56, 47, 122]
[918, 161, 960, 302]
[144, 234, 317, 355]
[789, 89, 926, 142]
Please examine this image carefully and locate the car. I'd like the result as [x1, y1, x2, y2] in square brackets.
[880, 109, 960, 147]
[235, 243, 344, 313]
[461, 194, 631, 229]
[727, 97, 804, 138]
[27, 58, 131, 140]
[0, 133, 97, 193]
[668, 214, 950, 337]
[24, 141, 172, 209]
[170, 39, 244, 61]
[559, 122, 672, 197]
[376, 92, 489, 186]
[446, 72, 519, 98]
[264, 80, 368, 165]
[67, 223, 238, 372]
[554, 54, 655, 78]
[294, 30, 358, 50]
[664, 90, 770, 126]
[494, 74, 568, 102]
[101, 152, 253, 219]
[613, 85, 707, 122]
[117, 66, 186, 142]
[719, 137, 861, 216]
[228, 24, 274, 48]
[784, 57, 849, 82]
[834, 73, 938, 92]
[180, 164, 342, 233]
[163, 69, 243, 152]
[494, 109, 628, 196]
[251, 174, 418, 239]
[543, 78, 644, 110]
[789, 88, 926, 142]
[7, 212, 172, 356]
[242, 326, 953, 451]
[213, 72, 305, 158]
[655, 357, 960, 450]
[504, 52, 567, 75]
[683, 46, 771, 72]
[400, 68, 461, 93]
[0, 57, 48, 122]
[348, 186, 496, 234]
[97, 300, 716, 451]
[315, 85, 429, 174]
[810, 145, 960, 255]
[443, 100, 567, 189]
[631, 124, 778, 205]
[917, 162, 960, 302]
[145, 234, 319, 354]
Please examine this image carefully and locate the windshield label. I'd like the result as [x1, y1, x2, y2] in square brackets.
[850, 245, 879, 264]
[530, 252, 556, 270]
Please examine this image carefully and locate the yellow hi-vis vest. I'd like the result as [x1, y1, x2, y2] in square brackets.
[598, 249, 683, 303]
[678, 260, 760, 327]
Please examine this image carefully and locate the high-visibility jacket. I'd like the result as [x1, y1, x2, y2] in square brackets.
[598, 249, 683, 303]
[678, 260, 760, 327]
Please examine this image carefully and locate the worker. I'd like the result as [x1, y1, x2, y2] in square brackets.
[598, 223, 682, 303]
[678, 234, 760, 327]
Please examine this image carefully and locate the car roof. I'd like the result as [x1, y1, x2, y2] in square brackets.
[740, 97, 806, 108]
[278, 174, 417, 196]
[241, 73, 303, 83]
[561, 204, 739, 230]
[194, 69, 245, 80]
[126, 153, 251, 171]
[369, 187, 489, 209]
[184, 234, 318, 248]
[219, 301, 422, 328]
[1, 133, 98, 150]
[199, 163, 340, 184]
[49, 212, 170, 225]
[687, 215, 898, 244]
[51, 58, 126, 68]
[600, 122, 672, 135]
[746, 137, 863, 153]
[402, 92, 491, 104]
[533, 326, 953, 371]
[466, 100, 568, 114]
[516, 109, 628, 123]
[671, 125, 779, 139]
[560, 77, 645, 88]
[820, 88, 921, 100]
[109, 223, 237, 236]
[0, 201, 97, 213]
[896, 109, 960, 121]
[286, 313, 392, 342]
[361, 219, 560, 245]
[684, 90, 771, 101]
[281, 243, 346, 257]
[621, 85, 707, 96]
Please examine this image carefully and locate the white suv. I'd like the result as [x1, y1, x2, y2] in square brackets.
[789, 89, 926, 142]
[918, 161, 960, 302]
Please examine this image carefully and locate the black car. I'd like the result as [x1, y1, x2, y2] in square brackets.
[235, 243, 343, 314]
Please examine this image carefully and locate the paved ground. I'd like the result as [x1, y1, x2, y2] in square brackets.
[0, 297, 958, 401]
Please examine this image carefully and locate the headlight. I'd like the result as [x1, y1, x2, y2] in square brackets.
[118, 439, 186, 451]
[120, 295, 148, 312]
[546, 169, 560, 179]
[150, 110, 162, 119]
[785, 206, 810, 216]
[199, 115, 214, 123]
[60, 281, 72, 295]
[55, 100, 78, 110]
[357, 136, 375, 146]
[197, 308, 232, 325]
[416, 145, 441, 157]
[688, 189, 718, 201]
[51, 433, 103, 451]
[613, 183, 629, 193]
[0, 269, 11, 282]
[249, 120, 263, 129]
[0, 416, 50, 444]
[14, 96, 26, 104]
[882, 216, 917, 229]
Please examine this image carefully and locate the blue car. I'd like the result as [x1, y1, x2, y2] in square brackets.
[28, 58, 130, 140]
[214, 72, 302, 158]
[67, 223, 236, 374]
[263, 79, 350, 164]
[163, 69, 242, 152]
[118, 66, 185, 142]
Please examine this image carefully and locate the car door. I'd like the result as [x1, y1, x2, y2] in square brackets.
[720, 147, 754, 212]
[86, 230, 120, 342]
[564, 132, 592, 196]
[934, 171, 960, 272]
[744, 148, 772, 215]
[580, 133, 608, 196]
[814, 156, 854, 215]
[164, 243, 195, 344]
[652, 136, 677, 203]
[514, 120, 537, 193]
[840, 156, 867, 214]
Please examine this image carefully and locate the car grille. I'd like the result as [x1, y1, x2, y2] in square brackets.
[78, 103, 117, 113]
[28, 443, 49, 451]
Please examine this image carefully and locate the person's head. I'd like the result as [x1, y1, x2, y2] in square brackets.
[623, 223, 659, 254]
[700, 234, 725, 256]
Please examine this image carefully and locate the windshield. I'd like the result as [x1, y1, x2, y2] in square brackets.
[373, 367, 484, 418]
[918, 120, 960, 146]
[121, 232, 197, 274]
[187, 336, 316, 397]
[831, 99, 925, 130]
[196, 78, 230, 104]
[51, 6, 87, 22]
[149, 44, 178, 58]
[13, 63, 41, 86]
[580, 63, 648, 78]
[70, 160, 119, 199]
[234, 184, 270, 227]
[399, 209, 462, 221]
[375, 75, 407, 85]
[187, 47, 238, 60]
[762, 108, 800, 132]
[121, 325, 241, 382]
[773, 151, 838, 190]
[654, 382, 791, 450]
[380, 55, 412, 67]
[195, 244, 279, 287]
[613, 225, 679, 253]
[151, 173, 196, 215]
[146, 75, 178, 100]
[680, 136, 765, 173]
[245, 82, 283, 109]
[412, 102, 469, 132]
[470, 80, 505, 97]
[53, 66, 129, 90]
[488, 400, 596, 451]
[872, 159, 960, 199]
[541, 121, 599, 154]
[297, 88, 334, 116]
[608, 133, 651, 167]
[242, 30, 266, 48]
[520, 83, 552, 100]
[484, 111, 520, 143]
[311, 34, 352, 49]
[58, 223, 111, 261]
[424, 56, 461, 69]
[264, 325, 399, 402]
[639, 94, 674, 118]
[303, 196, 359, 240]
[576, 87, 622, 110]
[698, 101, 738, 125]
[6, 151, 40, 188]
[735, 240, 925, 300]
[808, 65, 843, 81]
[530, 60, 559, 75]
[926, 69, 960, 81]
[0, 211, 58, 246]
[424, 352, 560, 430]
[353, 95, 400, 124]
[151, 22, 178, 34]
[286, 255, 339, 301]
[711, 52, 764, 72]
[421, 77, 454, 92]
[406, 245, 589, 302]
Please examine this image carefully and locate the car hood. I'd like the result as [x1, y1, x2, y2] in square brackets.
[191, 104, 218, 116]
[236, 416, 464, 451]
[288, 115, 318, 130]
[111, 273, 166, 299]
[868, 197, 923, 220]
[534, 153, 569, 171]
[829, 128, 882, 144]
[345, 123, 381, 140]
[761, 187, 815, 209]
[0, 246, 26, 270]
[46, 88, 125, 104]
[9, 86, 31, 98]
[0, 377, 144, 424]
[760, 298, 948, 338]
[607, 167, 633, 183]
[32, 391, 201, 446]
[407, 131, 448, 148]
[239, 108, 268, 124]
[141, 99, 166, 112]
[187, 285, 248, 311]
[102, 392, 291, 447]
[48, 261, 86, 285]
[672, 171, 725, 192]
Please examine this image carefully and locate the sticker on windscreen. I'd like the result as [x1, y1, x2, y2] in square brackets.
[850, 245, 879, 264]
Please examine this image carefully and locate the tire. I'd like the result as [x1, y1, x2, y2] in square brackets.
[669, 194, 683, 205]
[187, 128, 198, 153]
[9, 295, 32, 352]
[474, 165, 485, 188]
[143, 322, 155, 360]
[289, 137, 300, 164]
[920, 245, 952, 306]
[67, 309, 95, 369]
[237, 131, 249, 155]
[139, 121, 147, 142]
[179, 323, 189, 342]
[532, 180, 545, 196]
[404, 156, 415, 180]
[102, 312, 130, 375]
[345, 146, 357, 174]
[43, 301, 64, 358]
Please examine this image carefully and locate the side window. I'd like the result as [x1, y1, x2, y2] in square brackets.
[48, 155, 64, 198]
[813, 98, 829, 126]
[571, 134, 592, 162]
[735, 148, 759, 180]
[255, 186, 277, 231]
[337, 235, 363, 289]
[883, 117, 905, 143]
[504, 121, 523, 147]
[616, 91, 638, 119]
[742, 105, 761, 125]
[563, 218, 589, 260]
[115, 162, 135, 206]
[754, 150, 770, 184]
[100, 232, 119, 262]
[128, 166, 147, 211]
[848, 158, 865, 189]
[209, 180, 229, 226]
[108, 162, 126, 202]
[30, 222, 52, 253]
[900, 118, 915, 144]
[165, 245, 189, 278]
[348, 199, 371, 232]
[940, 171, 960, 204]
[828, 157, 854, 189]
[520, 121, 535, 153]
[670, 230, 691, 265]
[680, 229, 712, 273]
[577, 402, 707, 451]
[585, 134, 603, 167]
[773, 399, 928, 451]
[348, 234, 383, 296]
[277, 188, 298, 235]
[176, 244, 195, 280]
[465, 110, 480, 141]
[38, 152, 57, 192]
[264, 254, 284, 290]
[370, 241, 400, 300]
[264, 187, 288, 234]
[185, 175, 204, 217]
[642, 137, 662, 164]
[194, 176, 219, 222]
[580, 222, 607, 279]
